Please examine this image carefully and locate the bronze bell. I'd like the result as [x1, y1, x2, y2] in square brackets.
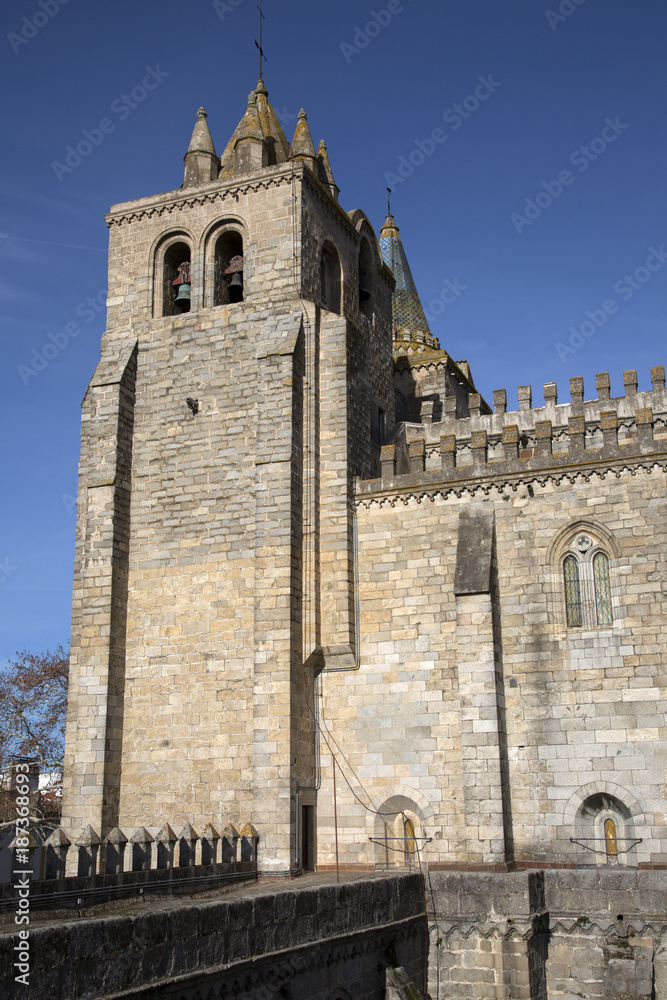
[173, 261, 191, 312]
[228, 271, 243, 303]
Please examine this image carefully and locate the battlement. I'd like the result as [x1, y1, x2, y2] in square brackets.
[359, 366, 667, 494]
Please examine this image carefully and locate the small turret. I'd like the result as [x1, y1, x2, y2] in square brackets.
[234, 91, 268, 174]
[219, 80, 290, 179]
[183, 108, 219, 188]
[317, 140, 339, 202]
[289, 109, 318, 171]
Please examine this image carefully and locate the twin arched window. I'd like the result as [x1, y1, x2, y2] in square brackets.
[563, 533, 612, 627]
[156, 227, 245, 317]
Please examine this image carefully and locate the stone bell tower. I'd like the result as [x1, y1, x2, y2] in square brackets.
[60, 80, 396, 872]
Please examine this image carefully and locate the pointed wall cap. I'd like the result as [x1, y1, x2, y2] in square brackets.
[45, 827, 72, 848]
[290, 109, 317, 159]
[223, 824, 240, 841]
[104, 826, 128, 845]
[178, 823, 199, 841]
[156, 823, 178, 843]
[186, 106, 217, 156]
[201, 823, 220, 840]
[240, 823, 259, 839]
[75, 824, 102, 847]
[130, 827, 154, 844]
[10, 829, 40, 849]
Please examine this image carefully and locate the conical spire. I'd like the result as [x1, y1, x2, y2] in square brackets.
[183, 107, 220, 188]
[219, 80, 290, 179]
[237, 91, 264, 142]
[317, 140, 339, 202]
[379, 214, 439, 350]
[187, 107, 217, 155]
[290, 109, 317, 164]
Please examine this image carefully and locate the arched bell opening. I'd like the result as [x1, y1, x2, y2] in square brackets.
[163, 241, 192, 316]
[320, 241, 341, 313]
[214, 230, 244, 305]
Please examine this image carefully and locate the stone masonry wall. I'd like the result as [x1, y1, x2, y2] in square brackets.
[318, 368, 667, 869]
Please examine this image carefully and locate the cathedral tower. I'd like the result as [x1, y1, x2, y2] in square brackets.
[61, 80, 395, 873]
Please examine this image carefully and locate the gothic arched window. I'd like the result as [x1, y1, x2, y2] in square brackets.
[358, 237, 373, 318]
[320, 242, 341, 313]
[562, 533, 614, 628]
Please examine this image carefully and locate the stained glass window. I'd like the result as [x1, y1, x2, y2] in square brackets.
[593, 552, 613, 625]
[563, 555, 582, 627]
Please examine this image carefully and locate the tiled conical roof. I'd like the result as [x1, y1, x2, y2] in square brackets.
[379, 214, 440, 350]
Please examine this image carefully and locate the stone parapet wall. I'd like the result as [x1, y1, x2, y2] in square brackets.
[0, 873, 426, 1000]
[367, 365, 666, 492]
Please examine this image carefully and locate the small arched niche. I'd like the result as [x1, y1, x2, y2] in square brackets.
[373, 794, 424, 870]
[358, 236, 374, 318]
[214, 230, 244, 306]
[576, 793, 635, 866]
[320, 241, 341, 313]
[162, 241, 191, 316]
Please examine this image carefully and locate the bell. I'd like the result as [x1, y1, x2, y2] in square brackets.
[174, 283, 191, 310]
[228, 271, 243, 303]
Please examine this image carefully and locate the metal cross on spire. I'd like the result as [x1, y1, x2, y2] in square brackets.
[255, 0, 267, 80]
[387, 187, 392, 215]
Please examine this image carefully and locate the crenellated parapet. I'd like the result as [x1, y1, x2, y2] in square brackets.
[1, 821, 259, 912]
[359, 366, 667, 501]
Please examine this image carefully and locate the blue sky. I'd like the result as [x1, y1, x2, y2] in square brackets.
[1, 0, 666, 661]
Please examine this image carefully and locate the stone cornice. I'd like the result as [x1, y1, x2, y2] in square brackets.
[105, 164, 297, 228]
[356, 453, 667, 507]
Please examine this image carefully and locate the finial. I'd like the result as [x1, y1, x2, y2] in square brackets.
[197, 107, 207, 120]
[298, 109, 307, 121]
[387, 186, 392, 215]
[255, 0, 267, 80]
[318, 139, 327, 151]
